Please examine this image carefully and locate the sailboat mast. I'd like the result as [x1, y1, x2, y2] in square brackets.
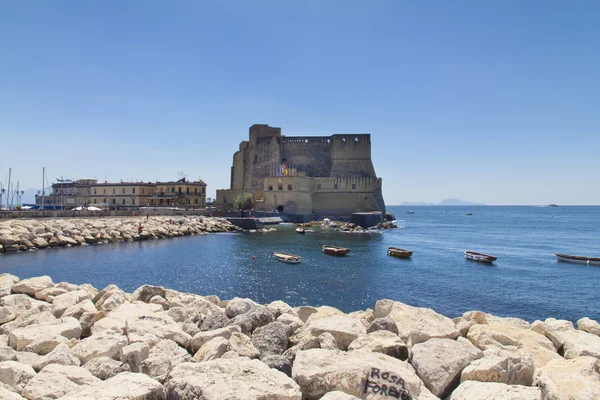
[7, 168, 11, 209]
[41, 167, 45, 210]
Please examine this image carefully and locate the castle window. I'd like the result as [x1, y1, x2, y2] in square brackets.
[352, 184, 356, 189]
[288, 184, 293, 191]
[342, 138, 346, 142]
[94, 189, 97, 194]
[268, 185, 273, 191]
[186, 187, 189, 194]
[113, 188, 115, 194]
[195, 188, 197, 194]
[133, 188, 136, 194]
[317, 184, 321, 190]
[122, 199, 126, 204]
[94, 199, 97, 204]
[103, 189, 106, 194]
[122, 188, 125, 194]
[254, 155, 258, 162]
[334, 184, 339, 189]
[112, 199, 116, 204]
[278, 184, 283, 191]
[194, 198, 198, 204]
[354, 137, 359, 142]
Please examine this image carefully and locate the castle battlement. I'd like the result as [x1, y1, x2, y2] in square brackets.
[217, 124, 386, 217]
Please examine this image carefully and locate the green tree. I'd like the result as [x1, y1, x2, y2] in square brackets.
[233, 192, 253, 211]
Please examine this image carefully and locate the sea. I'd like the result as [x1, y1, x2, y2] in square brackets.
[1, 206, 599, 323]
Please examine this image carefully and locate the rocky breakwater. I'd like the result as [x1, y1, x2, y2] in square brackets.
[336, 221, 397, 233]
[0, 216, 241, 253]
[0, 275, 598, 399]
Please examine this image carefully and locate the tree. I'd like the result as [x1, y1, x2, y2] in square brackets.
[233, 192, 253, 211]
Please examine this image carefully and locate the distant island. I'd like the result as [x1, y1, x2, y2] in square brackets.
[400, 198, 486, 206]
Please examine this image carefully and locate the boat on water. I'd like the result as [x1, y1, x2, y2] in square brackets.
[296, 228, 305, 234]
[465, 251, 497, 263]
[322, 245, 350, 256]
[387, 247, 413, 258]
[296, 223, 312, 228]
[466, 213, 473, 216]
[406, 211, 414, 214]
[274, 252, 302, 264]
[556, 254, 600, 265]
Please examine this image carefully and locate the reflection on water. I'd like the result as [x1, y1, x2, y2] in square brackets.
[1, 206, 599, 322]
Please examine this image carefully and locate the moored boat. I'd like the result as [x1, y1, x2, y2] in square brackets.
[387, 247, 413, 258]
[322, 245, 350, 256]
[296, 228, 305, 234]
[274, 252, 302, 264]
[296, 223, 312, 228]
[556, 253, 600, 265]
[465, 251, 497, 263]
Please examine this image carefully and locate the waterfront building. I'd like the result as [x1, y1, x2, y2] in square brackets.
[216, 124, 386, 216]
[36, 177, 207, 210]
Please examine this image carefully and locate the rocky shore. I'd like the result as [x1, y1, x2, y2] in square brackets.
[0, 275, 597, 399]
[0, 217, 241, 253]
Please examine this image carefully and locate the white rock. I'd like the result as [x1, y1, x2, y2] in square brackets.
[0, 274, 19, 298]
[578, 317, 600, 337]
[448, 381, 542, 399]
[15, 352, 42, 368]
[534, 356, 600, 399]
[90, 302, 162, 336]
[0, 383, 25, 399]
[348, 330, 409, 360]
[304, 306, 345, 324]
[51, 290, 91, 318]
[58, 371, 166, 399]
[9, 317, 82, 351]
[165, 358, 301, 400]
[225, 297, 256, 318]
[71, 334, 128, 364]
[292, 348, 436, 400]
[0, 307, 16, 324]
[306, 315, 366, 350]
[11, 276, 53, 296]
[33, 343, 80, 371]
[228, 331, 260, 358]
[190, 325, 241, 352]
[120, 342, 149, 373]
[320, 391, 361, 400]
[0, 361, 36, 394]
[268, 300, 297, 317]
[22, 363, 99, 400]
[34, 287, 68, 302]
[410, 337, 483, 398]
[375, 300, 460, 347]
[532, 319, 600, 359]
[23, 335, 69, 355]
[84, 356, 129, 380]
[140, 339, 190, 384]
[193, 336, 230, 362]
[125, 312, 191, 348]
[277, 313, 304, 332]
[461, 349, 534, 386]
[0, 346, 17, 362]
[318, 332, 340, 350]
[467, 324, 560, 371]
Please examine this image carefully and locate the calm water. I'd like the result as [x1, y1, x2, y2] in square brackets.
[1, 206, 599, 323]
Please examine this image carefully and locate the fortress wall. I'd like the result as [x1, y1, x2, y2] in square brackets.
[311, 177, 385, 215]
[230, 142, 248, 190]
[262, 176, 312, 214]
[329, 134, 376, 177]
[242, 135, 281, 190]
[281, 137, 332, 178]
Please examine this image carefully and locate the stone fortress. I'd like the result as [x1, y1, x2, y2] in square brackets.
[216, 124, 386, 217]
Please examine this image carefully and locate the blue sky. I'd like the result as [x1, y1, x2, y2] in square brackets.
[1, 1, 598, 205]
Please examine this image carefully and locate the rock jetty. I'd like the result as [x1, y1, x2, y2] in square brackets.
[0, 275, 597, 399]
[0, 217, 241, 253]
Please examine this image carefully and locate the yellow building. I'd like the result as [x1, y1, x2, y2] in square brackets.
[89, 182, 156, 209]
[149, 178, 206, 208]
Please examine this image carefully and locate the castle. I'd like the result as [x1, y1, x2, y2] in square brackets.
[216, 124, 386, 217]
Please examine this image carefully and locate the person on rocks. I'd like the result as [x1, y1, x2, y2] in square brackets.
[138, 224, 143, 235]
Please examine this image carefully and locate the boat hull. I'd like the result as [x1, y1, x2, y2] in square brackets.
[387, 247, 413, 258]
[556, 254, 600, 265]
[323, 246, 350, 256]
[465, 251, 497, 263]
[274, 252, 302, 264]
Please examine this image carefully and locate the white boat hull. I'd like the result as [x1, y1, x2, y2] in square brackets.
[275, 257, 301, 264]
[556, 255, 600, 265]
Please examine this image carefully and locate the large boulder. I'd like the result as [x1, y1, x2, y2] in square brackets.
[84, 356, 129, 380]
[375, 300, 460, 347]
[125, 312, 192, 348]
[467, 324, 560, 371]
[0, 274, 19, 298]
[252, 321, 292, 356]
[0, 307, 16, 325]
[461, 349, 534, 386]
[367, 317, 400, 335]
[227, 307, 277, 334]
[200, 312, 229, 331]
[448, 381, 542, 399]
[410, 337, 483, 398]
[131, 285, 166, 303]
[193, 337, 230, 362]
[578, 317, 600, 337]
[228, 331, 260, 358]
[120, 342, 149, 373]
[22, 363, 99, 400]
[140, 339, 191, 383]
[225, 298, 257, 318]
[348, 330, 409, 360]
[71, 334, 128, 364]
[292, 348, 436, 400]
[190, 325, 241, 352]
[0, 384, 25, 400]
[305, 315, 366, 350]
[534, 356, 600, 399]
[58, 371, 166, 399]
[51, 290, 91, 318]
[11, 276, 53, 296]
[532, 320, 600, 360]
[33, 343, 81, 371]
[0, 360, 36, 394]
[8, 317, 82, 351]
[90, 302, 163, 336]
[261, 354, 292, 377]
[165, 358, 302, 400]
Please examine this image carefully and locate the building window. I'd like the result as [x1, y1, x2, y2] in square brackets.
[103, 189, 106, 194]
[278, 184, 283, 191]
[186, 188, 189, 194]
[334, 184, 339, 189]
[268, 185, 273, 191]
[132, 198, 135, 205]
[112, 199, 116, 204]
[202, 187, 205, 194]
[288, 184, 293, 191]
[194, 199, 198, 204]
[133, 188, 136, 194]
[352, 184, 356, 189]
[112, 188, 115, 194]
[142, 188, 144, 194]
[94, 199, 97, 204]
[171, 188, 175, 193]
[317, 184, 321, 190]
[178, 187, 182, 193]
[194, 188, 197, 194]
[122, 188, 125, 194]
[354, 137, 359, 142]
[122, 199, 126, 204]
[94, 189, 97, 194]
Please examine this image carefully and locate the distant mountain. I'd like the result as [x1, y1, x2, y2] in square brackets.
[401, 198, 486, 206]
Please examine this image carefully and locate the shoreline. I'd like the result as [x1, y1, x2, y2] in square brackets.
[0, 274, 596, 398]
[0, 216, 241, 254]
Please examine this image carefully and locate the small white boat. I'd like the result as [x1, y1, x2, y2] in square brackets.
[274, 252, 302, 264]
[556, 254, 600, 265]
[465, 251, 497, 263]
[296, 228, 305, 234]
